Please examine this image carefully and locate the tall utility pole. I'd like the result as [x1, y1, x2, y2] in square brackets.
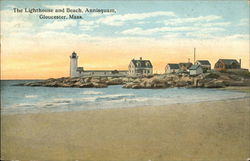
[194, 48, 196, 64]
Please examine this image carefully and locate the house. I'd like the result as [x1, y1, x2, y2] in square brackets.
[195, 60, 211, 72]
[128, 57, 153, 76]
[214, 59, 241, 71]
[70, 52, 128, 77]
[165, 63, 180, 73]
[189, 64, 203, 75]
[179, 62, 193, 71]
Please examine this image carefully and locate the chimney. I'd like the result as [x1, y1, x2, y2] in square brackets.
[140, 57, 142, 60]
[188, 58, 190, 63]
[239, 59, 241, 68]
[194, 48, 196, 64]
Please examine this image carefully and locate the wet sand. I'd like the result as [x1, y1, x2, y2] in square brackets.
[1, 98, 250, 161]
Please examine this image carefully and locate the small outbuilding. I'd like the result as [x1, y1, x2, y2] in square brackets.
[189, 65, 203, 76]
[165, 63, 180, 73]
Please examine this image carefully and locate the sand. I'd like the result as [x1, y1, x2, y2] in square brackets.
[1, 98, 250, 161]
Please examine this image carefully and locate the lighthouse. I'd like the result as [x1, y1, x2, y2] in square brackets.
[70, 51, 78, 77]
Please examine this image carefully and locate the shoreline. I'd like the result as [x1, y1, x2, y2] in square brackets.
[1, 97, 250, 161]
[2, 94, 250, 116]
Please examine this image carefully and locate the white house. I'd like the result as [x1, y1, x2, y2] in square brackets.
[195, 60, 211, 72]
[189, 64, 203, 76]
[165, 64, 180, 73]
[70, 51, 128, 77]
[128, 57, 153, 76]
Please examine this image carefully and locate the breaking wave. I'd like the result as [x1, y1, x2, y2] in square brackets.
[81, 91, 104, 95]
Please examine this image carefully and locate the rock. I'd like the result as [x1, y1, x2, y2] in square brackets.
[131, 84, 141, 89]
[122, 83, 134, 88]
[79, 83, 94, 88]
[122, 77, 129, 82]
[107, 78, 123, 85]
[132, 78, 141, 83]
[175, 81, 188, 87]
[92, 82, 108, 88]
[61, 83, 74, 87]
[223, 80, 249, 86]
[91, 78, 101, 83]
[204, 80, 225, 88]
[84, 77, 92, 83]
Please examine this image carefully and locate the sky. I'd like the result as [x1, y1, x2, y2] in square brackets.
[1, 0, 249, 79]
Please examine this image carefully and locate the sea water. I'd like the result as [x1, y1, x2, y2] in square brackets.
[1, 80, 249, 115]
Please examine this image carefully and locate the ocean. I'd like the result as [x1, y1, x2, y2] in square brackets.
[1, 80, 249, 115]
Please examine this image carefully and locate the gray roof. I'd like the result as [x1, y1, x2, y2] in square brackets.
[218, 59, 240, 65]
[189, 65, 202, 70]
[131, 59, 153, 68]
[167, 63, 179, 69]
[196, 60, 211, 65]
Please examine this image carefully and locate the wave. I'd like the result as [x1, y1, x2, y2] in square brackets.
[25, 95, 38, 98]
[81, 93, 135, 102]
[81, 91, 104, 95]
[97, 94, 134, 98]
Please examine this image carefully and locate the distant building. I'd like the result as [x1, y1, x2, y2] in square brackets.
[195, 60, 211, 72]
[214, 59, 241, 71]
[70, 51, 128, 77]
[189, 65, 203, 76]
[128, 57, 153, 76]
[165, 63, 180, 73]
[179, 62, 193, 71]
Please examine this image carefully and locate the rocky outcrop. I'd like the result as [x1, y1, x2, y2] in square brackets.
[16, 71, 250, 89]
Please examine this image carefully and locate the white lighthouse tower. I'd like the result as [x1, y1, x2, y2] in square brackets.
[70, 51, 78, 77]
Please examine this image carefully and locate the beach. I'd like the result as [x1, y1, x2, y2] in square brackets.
[1, 97, 250, 161]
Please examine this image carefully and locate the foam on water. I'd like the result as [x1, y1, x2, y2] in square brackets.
[80, 91, 104, 95]
[25, 95, 38, 98]
[1, 80, 249, 115]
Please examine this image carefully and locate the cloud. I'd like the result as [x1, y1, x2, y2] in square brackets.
[120, 26, 225, 36]
[97, 11, 176, 26]
[194, 22, 231, 27]
[185, 32, 216, 39]
[79, 20, 99, 31]
[163, 33, 181, 39]
[163, 15, 222, 25]
[223, 34, 249, 40]
[2, 19, 32, 30]
[238, 18, 249, 26]
[79, 20, 95, 26]
[1, 9, 33, 34]
[43, 20, 77, 30]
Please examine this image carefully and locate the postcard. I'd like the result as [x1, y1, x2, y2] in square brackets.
[1, 0, 249, 161]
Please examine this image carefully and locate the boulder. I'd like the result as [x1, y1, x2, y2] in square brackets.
[131, 84, 142, 89]
[122, 83, 134, 88]
[132, 78, 141, 83]
[204, 80, 225, 88]
[175, 81, 188, 87]
[107, 78, 123, 85]
[79, 83, 94, 88]
[223, 80, 249, 86]
[92, 82, 108, 88]
[84, 77, 92, 83]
